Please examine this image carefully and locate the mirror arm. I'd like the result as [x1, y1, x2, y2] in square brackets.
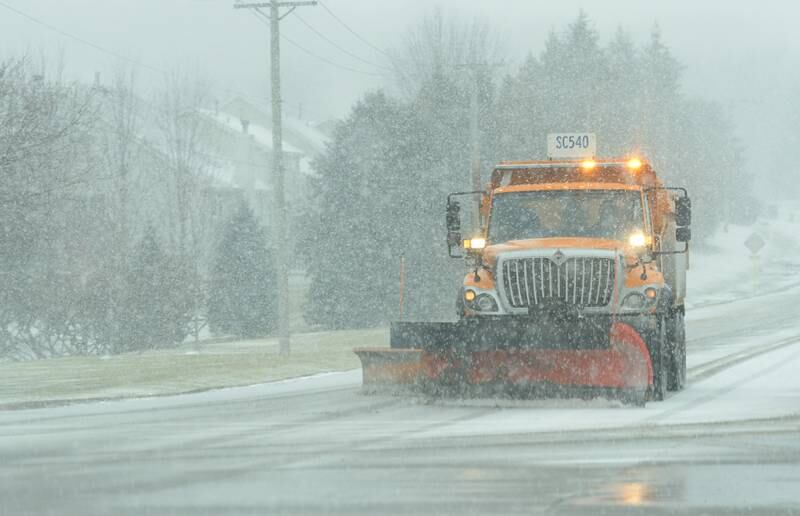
[447, 190, 488, 206]
[471, 252, 484, 281]
[651, 242, 689, 256]
[644, 186, 688, 197]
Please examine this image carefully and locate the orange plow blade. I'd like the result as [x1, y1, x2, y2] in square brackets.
[354, 320, 653, 404]
[463, 322, 652, 388]
[353, 348, 424, 391]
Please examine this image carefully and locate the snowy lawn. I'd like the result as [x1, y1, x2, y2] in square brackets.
[0, 328, 386, 407]
[2, 203, 797, 409]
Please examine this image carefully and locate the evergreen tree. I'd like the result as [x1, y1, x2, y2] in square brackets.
[602, 28, 640, 152]
[120, 225, 192, 351]
[493, 12, 751, 238]
[207, 202, 276, 337]
[302, 92, 409, 328]
[303, 11, 758, 330]
[302, 90, 463, 328]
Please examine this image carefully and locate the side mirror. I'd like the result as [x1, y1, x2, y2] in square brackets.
[446, 200, 462, 257]
[676, 226, 691, 242]
[446, 200, 461, 232]
[447, 231, 462, 249]
[676, 196, 691, 227]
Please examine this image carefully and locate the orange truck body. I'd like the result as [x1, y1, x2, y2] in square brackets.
[355, 157, 691, 405]
[461, 158, 687, 316]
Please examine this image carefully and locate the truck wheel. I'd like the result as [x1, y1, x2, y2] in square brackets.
[667, 310, 687, 391]
[621, 389, 647, 407]
[651, 317, 668, 401]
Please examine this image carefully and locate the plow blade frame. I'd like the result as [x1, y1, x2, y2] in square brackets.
[391, 316, 612, 351]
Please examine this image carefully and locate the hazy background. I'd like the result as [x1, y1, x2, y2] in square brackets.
[1, 0, 799, 195]
[0, 0, 796, 355]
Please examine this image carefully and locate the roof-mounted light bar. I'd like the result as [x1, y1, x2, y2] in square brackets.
[495, 158, 647, 171]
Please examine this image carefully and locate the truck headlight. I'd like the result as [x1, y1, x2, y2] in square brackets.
[628, 232, 646, 248]
[474, 294, 498, 312]
[622, 293, 646, 309]
[463, 237, 486, 250]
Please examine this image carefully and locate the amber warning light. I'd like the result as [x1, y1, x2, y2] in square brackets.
[627, 158, 643, 170]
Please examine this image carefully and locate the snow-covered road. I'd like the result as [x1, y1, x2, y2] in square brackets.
[2, 274, 800, 515]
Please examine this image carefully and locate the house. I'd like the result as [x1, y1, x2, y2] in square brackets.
[196, 96, 328, 267]
[82, 87, 328, 278]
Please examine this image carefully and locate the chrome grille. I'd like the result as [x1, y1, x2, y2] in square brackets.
[500, 256, 616, 309]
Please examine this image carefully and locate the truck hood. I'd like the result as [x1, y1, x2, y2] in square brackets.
[483, 237, 624, 267]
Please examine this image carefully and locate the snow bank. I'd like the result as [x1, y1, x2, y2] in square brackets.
[686, 201, 800, 309]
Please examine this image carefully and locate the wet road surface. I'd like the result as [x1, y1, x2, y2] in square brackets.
[2, 287, 800, 515]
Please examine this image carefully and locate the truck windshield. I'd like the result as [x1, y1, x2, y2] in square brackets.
[488, 189, 644, 243]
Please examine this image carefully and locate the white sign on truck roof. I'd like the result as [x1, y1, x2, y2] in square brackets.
[547, 133, 596, 159]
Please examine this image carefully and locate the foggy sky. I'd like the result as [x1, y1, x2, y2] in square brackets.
[1, 0, 799, 191]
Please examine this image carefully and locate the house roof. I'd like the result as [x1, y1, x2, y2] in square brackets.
[217, 96, 330, 155]
[199, 109, 305, 155]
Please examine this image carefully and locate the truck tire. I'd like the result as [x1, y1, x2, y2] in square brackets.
[667, 310, 687, 391]
[651, 316, 669, 401]
[621, 389, 647, 407]
[455, 290, 466, 319]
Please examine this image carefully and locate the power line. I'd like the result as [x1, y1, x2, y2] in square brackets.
[281, 28, 384, 77]
[0, 1, 322, 119]
[292, 12, 392, 71]
[0, 0, 168, 76]
[250, 10, 382, 77]
[0, 0, 330, 148]
[317, 0, 391, 59]
[0, 2, 322, 169]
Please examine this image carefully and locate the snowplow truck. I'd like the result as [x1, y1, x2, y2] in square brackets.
[355, 157, 691, 405]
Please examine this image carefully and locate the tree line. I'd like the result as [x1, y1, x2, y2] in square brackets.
[0, 59, 276, 360]
[1, 12, 761, 356]
[302, 13, 758, 330]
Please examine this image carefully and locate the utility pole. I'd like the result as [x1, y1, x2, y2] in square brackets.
[456, 62, 502, 229]
[468, 70, 480, 223]
[235, 0, 316, 356]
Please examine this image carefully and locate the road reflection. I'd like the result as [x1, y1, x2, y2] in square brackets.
[578, 470, 687, 509]
[614, 481, 650, 506]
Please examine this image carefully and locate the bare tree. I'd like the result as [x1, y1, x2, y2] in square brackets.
[0, 58, 98, 208]
[84, 67, 146, 353]
[0, 57, 102, 359]
[153, 72, 219, 342]
[154, 73, 216, 260]
[389, 8, 502, 97]
[103, 68, 142, 263]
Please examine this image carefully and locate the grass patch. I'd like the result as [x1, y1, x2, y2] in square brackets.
[0, 328, 387, 406]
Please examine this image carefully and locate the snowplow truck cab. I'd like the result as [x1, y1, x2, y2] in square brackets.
[355, 158, 691, 405]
